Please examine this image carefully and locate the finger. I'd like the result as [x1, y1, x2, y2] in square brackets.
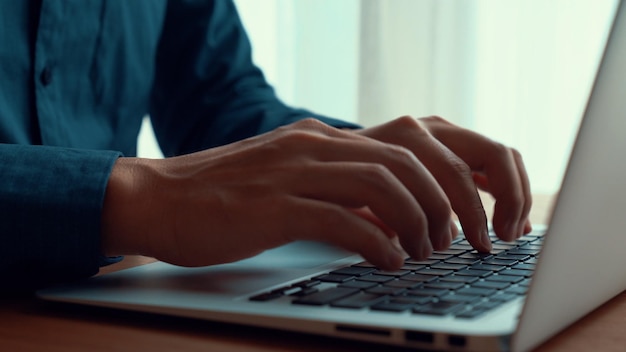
[273, 130, 454, 253]
[423, 117, 531, 242]
[282, 197, 406, 270]
[484, 147, 530, 241]
[412, 136, 490, 252]
[287, 162, 432, 260]
[357, 117, 489, 251]
[349, 207, 397, 239]
[512, 149, 533, 236]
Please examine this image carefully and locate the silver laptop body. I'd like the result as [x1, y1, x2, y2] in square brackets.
[39, 2, 626, 351]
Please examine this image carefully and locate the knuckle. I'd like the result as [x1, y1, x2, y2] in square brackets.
[510, 147, 524, 161]
[292, 117, 327, 129]
[392, 115, 425, 132]
[389, 116, 433, 139]
[277, 128, 325, 146]
[277, 118, 328, 137]
[386, 144, 416, 163]
[394, 115, 418, 126]
[421, 115, 451, 126]
[489, 141, 512, 161]
[446, 155, 473, 178]
[360, 163, 394, 182]
[356, 163, 406, 195]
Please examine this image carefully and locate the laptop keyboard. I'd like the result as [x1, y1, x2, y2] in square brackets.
[249, 231, 543, 319]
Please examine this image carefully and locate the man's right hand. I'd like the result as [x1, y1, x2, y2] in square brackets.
[101, 117, 530, 271]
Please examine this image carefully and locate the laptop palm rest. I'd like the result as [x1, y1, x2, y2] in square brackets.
[42, 241, 355, 300]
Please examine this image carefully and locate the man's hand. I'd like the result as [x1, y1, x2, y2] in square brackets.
[356, 116, 532, 252]
[101, 116, 531, 271]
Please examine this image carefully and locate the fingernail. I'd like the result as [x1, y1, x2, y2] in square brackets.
[505, 221, 517, 241]
[421, 238, 433, 259]
[481, 229, 492, 252]
[517, 223, 525, 238]
[387, 246, 404, 268]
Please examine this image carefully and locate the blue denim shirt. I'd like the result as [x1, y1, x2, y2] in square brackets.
[0, 0, 356, 291]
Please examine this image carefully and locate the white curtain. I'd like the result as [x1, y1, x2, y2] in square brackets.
[140, 0, 618, 194]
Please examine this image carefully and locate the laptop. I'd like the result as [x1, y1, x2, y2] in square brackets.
[39, 2, 626, 351]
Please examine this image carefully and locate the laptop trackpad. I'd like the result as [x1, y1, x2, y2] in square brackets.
[82, 241, 355, 297]
[234, 241, 353, 269]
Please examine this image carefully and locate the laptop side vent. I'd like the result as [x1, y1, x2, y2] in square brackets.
[405, 330, 434, 344]
[335, 325, 391, 337]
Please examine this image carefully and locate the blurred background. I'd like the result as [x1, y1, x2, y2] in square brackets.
[138, 0, 618, 195]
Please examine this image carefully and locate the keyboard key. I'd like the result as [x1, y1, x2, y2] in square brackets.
[331, 267, 376, 277]
[459, 252, 494, 260]
[291, 279, 321, 288]
[472, 300, 503, 311]
[525, 258, 539, 264]
[428, 254, 454, 260]
[366, 286, 407, 296]
[449, 244, 473, 251]
[496, 254, 530, 262]
[445, 258, 480, 265]
[384, 280, 421, 289]
[433, 249, 466, 255]
[507, 248, 540, 256]
[338, 280, 378, 290]
[357, 274, 395, 283]
[483, 258, 517, 266]
[405, 259, 440, 265]
[392, 296, 433, 305]
[416, 268, 454, 277]
[275, 286, 304, 296]
[455, 309, 488, 319]
[431, 263, 468, 271]
[407, 288, 449, 297]
[456, 287, 497, 297]
[291, 287, 319, 297]
[249, 292, 283, 301]
[440, 294, 482, 304]
[374, 269, 411, 277]
[455, 269, 492, 278]
[471, 280, 511, 290]
[470, 264, 506, 272]
[492, 243, 516, 250]
[401, 274, 437, 283]
[314, 274, 355, 283]
[424, 281, 465, 290]
[485, 275, 524, 284]
[331, 292, 388, 309]
[401, 264, 427, 271]
[498, 269, 533, 277]
[371, 301, 414, 312]
[439, 275, 479, 284]
[491, 293, 519, 302]
[505, 286, 528, 295]
[413, 301, 465, 316]
[293, 287, 360, 306]
[513, 263, 536, 271]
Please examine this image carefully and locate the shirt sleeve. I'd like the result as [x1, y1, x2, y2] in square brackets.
[149, 0, 359, 157]
[0, 144, 121, 293]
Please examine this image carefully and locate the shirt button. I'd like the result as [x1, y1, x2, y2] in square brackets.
[40, 67, 52, 86]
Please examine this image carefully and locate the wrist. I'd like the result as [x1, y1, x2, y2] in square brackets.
[101, 157, 155, 257]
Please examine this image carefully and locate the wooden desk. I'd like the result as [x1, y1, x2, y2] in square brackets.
[3, 194, 625, 351]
